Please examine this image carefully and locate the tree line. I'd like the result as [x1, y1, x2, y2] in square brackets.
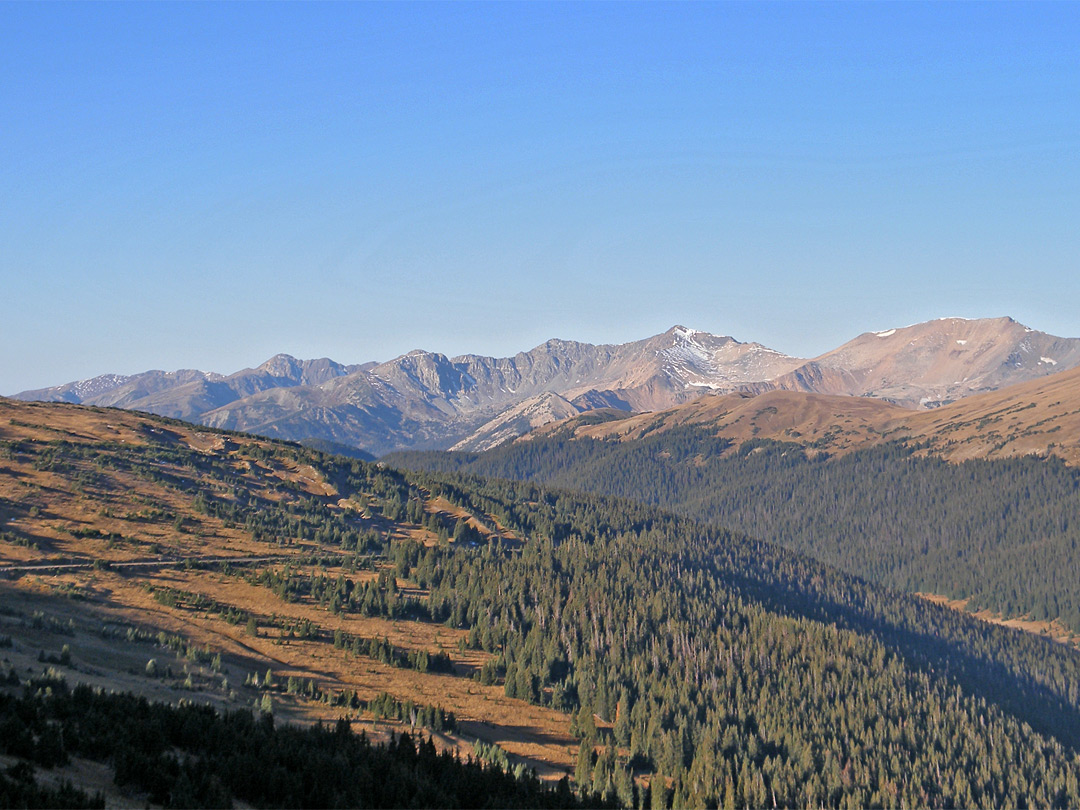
[0, 676, 597, 809]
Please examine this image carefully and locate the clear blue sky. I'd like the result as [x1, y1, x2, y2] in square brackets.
[3, 2, 1079, 393]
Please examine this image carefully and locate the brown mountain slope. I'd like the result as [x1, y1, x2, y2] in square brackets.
[531, 362, 1080, 466]
[530, 389, 908, 453]
[902, 362, 1080, 465]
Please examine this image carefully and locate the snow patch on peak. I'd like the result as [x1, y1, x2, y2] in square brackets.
[73, 374, 131, 399]
[670, 325, 703, 340]
[956, 340, 967, 346]
[875, 329, 897, 338]
[1040, 357, 1058, 366]
[662, 338, 713, 367]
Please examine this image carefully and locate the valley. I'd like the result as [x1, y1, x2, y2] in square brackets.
[7, 398, 1080, 806]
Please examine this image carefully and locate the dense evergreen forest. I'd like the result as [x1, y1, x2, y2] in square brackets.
[370, 470, 1080, 808]
[0, 676, 590, 809]
[387, 428, 1080, 631]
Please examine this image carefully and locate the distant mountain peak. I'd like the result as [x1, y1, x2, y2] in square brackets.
[13, 316, 1080, 456]
[258, 353, 301, 376]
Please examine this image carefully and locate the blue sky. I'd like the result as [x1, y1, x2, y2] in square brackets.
[3, 2, 1079, 393]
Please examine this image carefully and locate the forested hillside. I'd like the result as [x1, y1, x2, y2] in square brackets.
[389, 470, 1080, 808]
[5, 400, 1080, 807]
[387, 428, 1080, 632]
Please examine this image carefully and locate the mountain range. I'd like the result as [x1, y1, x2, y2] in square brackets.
[13, 316, 1080, 455]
